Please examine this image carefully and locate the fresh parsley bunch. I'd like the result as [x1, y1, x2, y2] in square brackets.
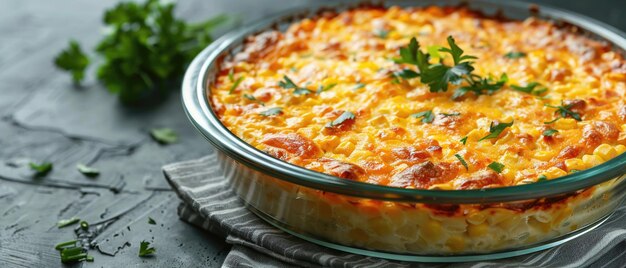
[54, 0, 231, 104]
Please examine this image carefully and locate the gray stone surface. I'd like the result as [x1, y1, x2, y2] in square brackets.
[0, 0, 624, 267]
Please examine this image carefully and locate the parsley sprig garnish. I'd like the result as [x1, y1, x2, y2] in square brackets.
[278, 75, 313, 95]
[454, 154, 469, 171]
[139, 241, 156, 257]
[395, 36, 507, 98]
[511, 82, 548, 96]
[30, 161, 53, 176]
[326, 111, 355, 128]
[545, 101, 582, 122]
[488, 162, 505, 173]
[479, 121, 514, 141]
[411, 110, 434, 123]
[260, 107, 283, 117]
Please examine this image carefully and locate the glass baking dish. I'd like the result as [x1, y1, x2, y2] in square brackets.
[181, 0, 626, 262]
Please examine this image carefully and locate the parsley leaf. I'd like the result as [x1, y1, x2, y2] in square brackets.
[479, 121, 514, 141]
[411, 110, 434, 123]
[278, 75, 312, 95]
[537, 175, 548, 181]
[150, 128, 178, 144]
[545, 102, 582, 121]
[30, 162, 53, 176]
[243, 94, 264, 105]
[511, 82, 547, 95]
[392, 69, 419, 81]
[326, 111, 356, 128]
[57, 217, 80, 228]
[543, 129, 559, 136]
[453, 73, 507, 99]
[504, 51, 527, 59]
[54, 240, 93, 263]
[460, 136, 468, 145]
[229, 77, 244, 94]
[440, 112, 460, 117]
[260, 107, 283, 116]
[454, 154, 469, 171]
[148, 217, 156, 225]
[139, 241, 156, 257]
[77, 164, 100, 177]
[353, 83, 366, 90]
[488, 162, 505, 173]
[374, 29, 389, 39]
[317, 83, 337, 93]
[54, 40, 89, 84]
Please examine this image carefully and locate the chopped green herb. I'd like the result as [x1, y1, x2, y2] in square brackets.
[243, 94, 264, 105]
[55, 240, 78, 250]
[148, 217, 156, 225]
[54, 40, 89, 84]
[354, 83, 366, 90]
[452, 73, 507, 99]
[543, 129, 559, 136]
[570, 169, 581, 173]
[488, 162, 505, 173]
[80, 221, 89, 230]
[77, 164, 99, 177]
[392, 69, 419, 81]
[411, 110, 434, 123]
[57, 217, 80, 228]
[545, 102, 582, 121]
[511, 82, 547, 95]
[454, 154, 469, 171]
[317, 83, 337, 93]
[537, 175, 548, 181]
[278, 75, 312, 95]
[544, 117, 561, 124]
[139, 241, 156, 257]
[440, 112, 461, 117]
[150, 128, 178, 144]
[460, 136, 468, 145]
[29, 162, 53, 176]
[260, 107, 283, 117]
[326, 111, 356, 128]
[228, 77, 244, 94]
[504, 51, 527, 59]
[228, 69, 234, 82]
[86, 256, 94, 262]
[479, 121, 514, 141]
[374, 30, 389, 39]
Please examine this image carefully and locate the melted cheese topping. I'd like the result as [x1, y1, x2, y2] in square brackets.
[211, 6, 626, 190]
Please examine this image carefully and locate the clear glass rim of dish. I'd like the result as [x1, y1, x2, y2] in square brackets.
[182, 0, 626, 204]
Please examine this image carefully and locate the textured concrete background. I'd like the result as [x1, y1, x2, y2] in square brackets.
[0, 0, 624, 267]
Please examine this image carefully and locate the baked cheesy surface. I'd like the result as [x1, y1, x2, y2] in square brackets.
[211, 6, 626, 190]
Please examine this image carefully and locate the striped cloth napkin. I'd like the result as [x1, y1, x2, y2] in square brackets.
[163, 153, 626, 268]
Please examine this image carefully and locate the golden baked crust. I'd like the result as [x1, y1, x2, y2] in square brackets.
[211, 6, 626, 190]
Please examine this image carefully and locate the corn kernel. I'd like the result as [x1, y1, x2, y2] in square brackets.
[534, 150, 555, 161]
[582, 154, 604, 167]
[564, 158, 586, 171]
[420, 220, 442, 241]
[467, 223, 489, 237]
[545, 167, 567, 179]
[615, 145, 626, 154]
[593, 144, 617, 161]
[316, 135, 340, 152]
[466, 211, 486, 225]
[335, 141, 355, 156]
[554, 118, 577, 130]
[446, 236, 465, 251]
